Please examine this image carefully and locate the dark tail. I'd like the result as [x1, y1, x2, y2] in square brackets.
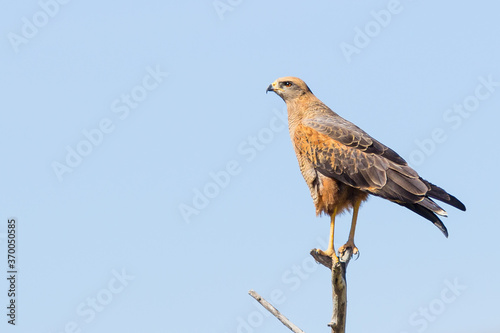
[399, 179, 466, 237]
[422, 179, 466, 211]
[372, 172, 465, 237]
[400, 202, 449, 237]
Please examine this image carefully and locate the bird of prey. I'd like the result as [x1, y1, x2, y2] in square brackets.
[267, 77, 466, 262]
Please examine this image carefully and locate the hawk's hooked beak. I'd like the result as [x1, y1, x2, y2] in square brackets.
[267, 81, 282, 94]
[266, 84, 274, 94]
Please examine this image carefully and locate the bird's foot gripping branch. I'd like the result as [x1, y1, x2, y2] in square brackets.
[249, 248, 353, 333]
[311, 247, 353, 333]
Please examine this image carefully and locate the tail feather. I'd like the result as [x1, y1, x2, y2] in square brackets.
[422, 180, 466, 211]
[371, 174, 463, 237]
[400, 202, 449, 237]
[418, 197, 447, 217]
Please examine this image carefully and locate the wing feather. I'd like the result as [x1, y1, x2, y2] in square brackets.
[303, 116, 407, 165]
[294, 116, 464, 230]
[294, 121, 445, 209]
[386, 169, 428, 196]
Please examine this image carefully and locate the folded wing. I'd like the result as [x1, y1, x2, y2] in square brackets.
[294, 117, 466, 237]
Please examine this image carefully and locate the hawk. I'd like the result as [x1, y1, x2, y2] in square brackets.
[267, 77, 466, 262]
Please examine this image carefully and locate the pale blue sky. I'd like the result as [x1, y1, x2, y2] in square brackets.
[1, 1, 499, 332]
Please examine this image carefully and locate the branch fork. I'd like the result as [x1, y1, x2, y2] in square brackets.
[249, 248, 353, 333]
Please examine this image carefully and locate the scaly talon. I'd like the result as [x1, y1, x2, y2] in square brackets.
[338, 242, 359, 259]
[316, 248, 339, 263]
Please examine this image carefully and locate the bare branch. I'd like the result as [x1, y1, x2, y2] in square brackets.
[310, 249, 332, 269]
[248, 290, 306, 333]
[249, 248, 353, 333]
[311, 248, 353, 333]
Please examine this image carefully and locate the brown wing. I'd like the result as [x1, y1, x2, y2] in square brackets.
[295, 120, 427, 200]
[302, 116, 408, 166]
[294, 118, 465, 236]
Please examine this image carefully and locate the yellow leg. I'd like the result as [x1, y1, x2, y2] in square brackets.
[316, 208, 339, 262]
[339, 199, 361, 256]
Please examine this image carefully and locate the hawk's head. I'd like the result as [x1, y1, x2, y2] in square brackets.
[266, 77, 313, 101]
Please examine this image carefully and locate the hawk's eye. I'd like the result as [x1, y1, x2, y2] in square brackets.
[283, 81, 292, 88]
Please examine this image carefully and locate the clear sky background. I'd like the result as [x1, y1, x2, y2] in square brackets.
[1, 1, 499, 332]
